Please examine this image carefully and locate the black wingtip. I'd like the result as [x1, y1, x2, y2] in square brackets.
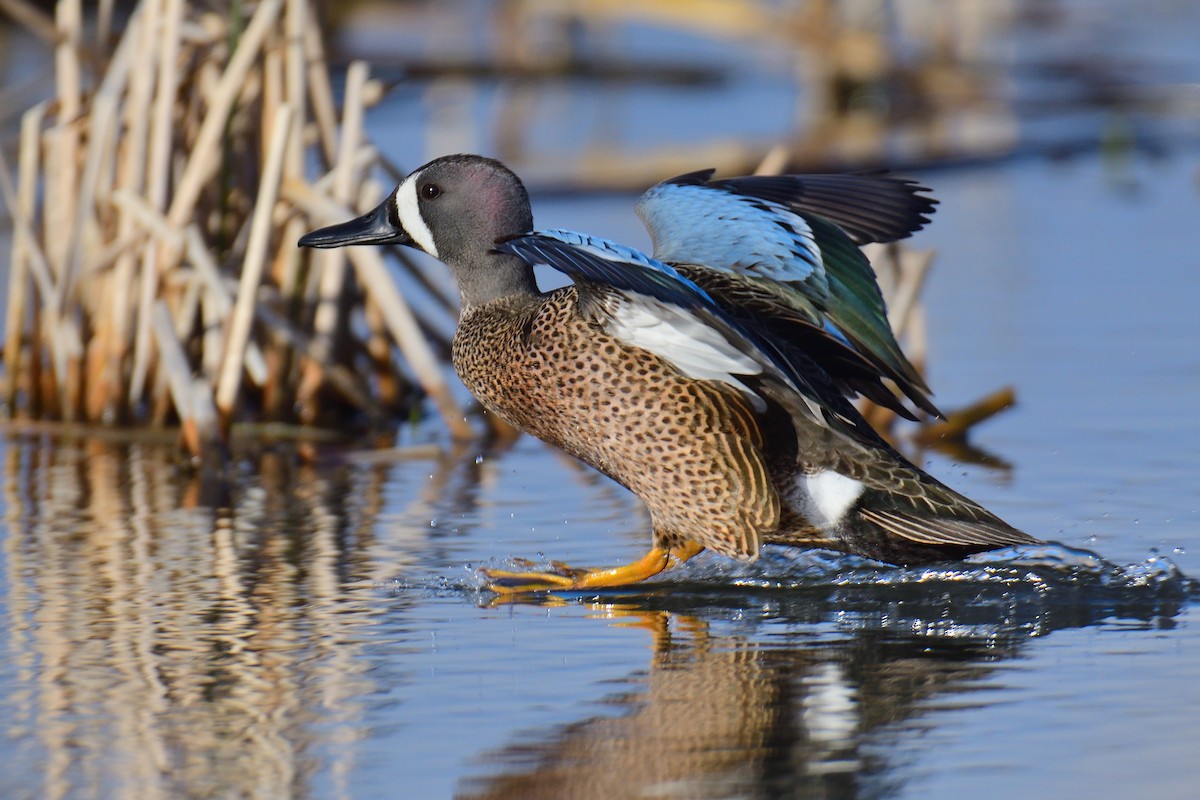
[700, 172, 939, 245]
[659, 168, 717, 187]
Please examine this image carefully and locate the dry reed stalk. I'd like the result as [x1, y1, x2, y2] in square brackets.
[153, 299, 212, 457]
[215, 102, 294, 430]
[904, 301, 929, 380]
[128, 0, 180, 408]
[264, 32, 308, 360]
[47, 308, 82, 422]
[47, 0, 82, 279]
[2, 104, 47, 411]
[107, 25, 150, 414]
[298, 61, 370, 422]
[96, 0, 114, 47]
[753, 144, 790, 176]
[63, 94, 118, 313]
[302, 19, 340, 166]
[283, 0, 308, 177]
[364, 299, 406, 410]
[884, 247, 934, 339]
[263, 38, 284, 128]
[77, 95, 122, 421]
[0, 136, 59, 416]
[913, 386, 1016, 446]
[186, 226, 233, 381]
[0, 0, 54, 42]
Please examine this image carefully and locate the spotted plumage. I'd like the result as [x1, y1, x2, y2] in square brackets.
[299, 154, 1039, 592]
[453, 289, 776, 559]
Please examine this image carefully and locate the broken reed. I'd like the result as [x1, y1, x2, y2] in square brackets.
[0, 0, 470, 457]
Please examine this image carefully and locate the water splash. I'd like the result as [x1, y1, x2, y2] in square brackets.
[708, 542, 1193, 592]
[427, 543, 1195, 638]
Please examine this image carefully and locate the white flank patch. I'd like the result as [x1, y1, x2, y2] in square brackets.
[797, 470, 864, 528]
[607, 296, 765, 408]
[394, 173, 438, 257]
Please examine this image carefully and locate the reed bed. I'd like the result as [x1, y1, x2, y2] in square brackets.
[0, 0, 469, 458]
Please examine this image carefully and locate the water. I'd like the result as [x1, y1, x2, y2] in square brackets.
[0, 429, 1195, 799]
[1, 154, 1198, 794]
[3, 2, 1200, 798]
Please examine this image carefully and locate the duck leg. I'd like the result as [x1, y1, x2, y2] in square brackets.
[481, 541, 704, 594]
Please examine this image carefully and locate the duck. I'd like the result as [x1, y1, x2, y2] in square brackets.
[298, 154, 1039, 592]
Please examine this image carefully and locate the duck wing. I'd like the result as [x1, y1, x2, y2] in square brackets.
[493, 229, 881, 445]
[635, 170, 939, 417]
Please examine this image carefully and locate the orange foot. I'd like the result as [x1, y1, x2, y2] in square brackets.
[480, 541, 704, 594]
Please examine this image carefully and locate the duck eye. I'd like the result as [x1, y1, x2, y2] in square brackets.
[421, 183, 441, 200]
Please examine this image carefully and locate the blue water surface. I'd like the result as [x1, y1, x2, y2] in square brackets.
[1, 2, 1199, 798]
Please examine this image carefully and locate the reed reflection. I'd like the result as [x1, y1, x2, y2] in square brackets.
[458, 585, 1185, 800]
[0, 433, 434, 800]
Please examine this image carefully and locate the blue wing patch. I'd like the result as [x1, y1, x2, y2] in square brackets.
[496, 229, 719, 313]
[635, 182, 829, 292]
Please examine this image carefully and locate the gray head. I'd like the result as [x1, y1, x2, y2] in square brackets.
[299, 154, 537, 307]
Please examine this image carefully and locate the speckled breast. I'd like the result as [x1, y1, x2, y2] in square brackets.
[450, 287, 778, 556]
[451, 287, 653, 474]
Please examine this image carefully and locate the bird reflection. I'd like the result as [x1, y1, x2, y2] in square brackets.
[0, 432, 1187, 800]
[458, 584, 1184, 800]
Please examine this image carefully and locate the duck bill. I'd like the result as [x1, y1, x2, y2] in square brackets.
[297, 199, 410, 249]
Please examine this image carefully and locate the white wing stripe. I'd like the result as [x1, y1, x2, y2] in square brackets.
[607, 295, 765, 408]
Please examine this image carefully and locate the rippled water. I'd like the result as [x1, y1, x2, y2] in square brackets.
[3, 2, 1200, 798]
[2, 159, 1199, 794]
[0, 424, 1196, 800]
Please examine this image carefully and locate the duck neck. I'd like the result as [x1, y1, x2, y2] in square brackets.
[452, 250, 539, 311]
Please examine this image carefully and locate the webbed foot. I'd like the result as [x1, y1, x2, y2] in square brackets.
[480, 542, 703, 595]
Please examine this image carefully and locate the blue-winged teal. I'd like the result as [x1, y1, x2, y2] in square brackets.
[299, 154, 1038, 592]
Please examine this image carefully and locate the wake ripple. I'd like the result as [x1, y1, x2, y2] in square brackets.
[434, 543, 1196, 635]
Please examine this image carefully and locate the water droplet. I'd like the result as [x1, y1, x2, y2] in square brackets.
[475, 454, 484, 464]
